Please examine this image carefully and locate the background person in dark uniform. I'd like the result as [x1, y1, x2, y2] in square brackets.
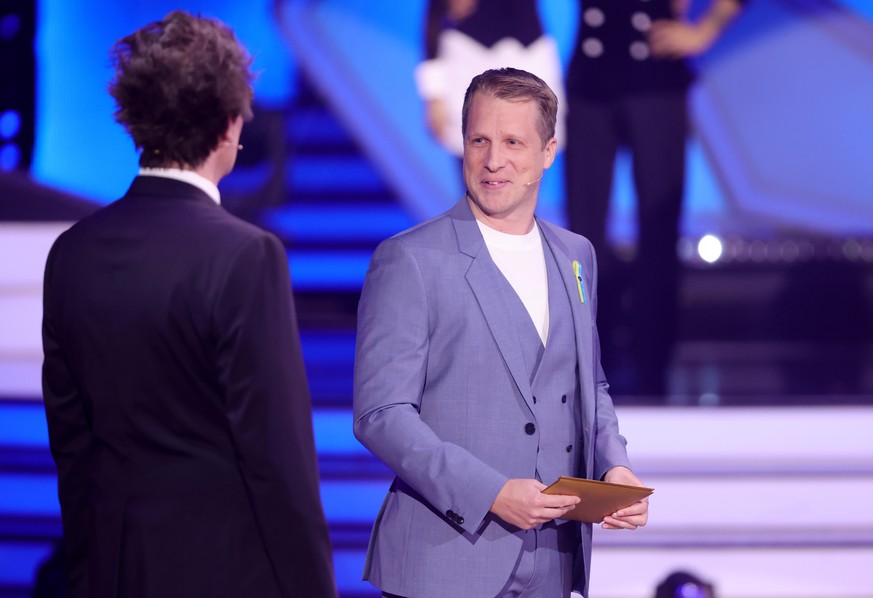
[565, 0, 744, 395]
[41, 11, 336, 598]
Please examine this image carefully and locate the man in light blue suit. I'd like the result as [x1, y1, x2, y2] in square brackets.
[354, 68, 649, 598]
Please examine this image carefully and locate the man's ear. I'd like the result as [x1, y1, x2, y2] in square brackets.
[543, 137, 557, 170]
[220, 115, 244, 144]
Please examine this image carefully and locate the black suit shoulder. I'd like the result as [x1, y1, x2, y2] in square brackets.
[54, 176, 283, 264]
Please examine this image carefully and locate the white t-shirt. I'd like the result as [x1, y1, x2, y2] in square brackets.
[477, 220, 549, 345]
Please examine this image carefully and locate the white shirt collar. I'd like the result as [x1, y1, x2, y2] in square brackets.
[477, 219, 541, 250]
[138, 167, 221, 205]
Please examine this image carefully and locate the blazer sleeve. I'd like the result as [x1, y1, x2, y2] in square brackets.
[213, 233, 337, 598]
[353, 237, 508, 534]
[41, 235, 93, 598]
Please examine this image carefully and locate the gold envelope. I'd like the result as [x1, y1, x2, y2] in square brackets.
[542, 476, 654, 523]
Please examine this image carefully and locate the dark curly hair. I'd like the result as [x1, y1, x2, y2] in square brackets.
[108, 10, 254, 168]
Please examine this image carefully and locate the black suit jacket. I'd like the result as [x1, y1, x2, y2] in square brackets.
[42, 176, 336, 598]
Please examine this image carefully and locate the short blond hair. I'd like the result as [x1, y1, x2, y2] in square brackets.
[461, 68, 557, 149]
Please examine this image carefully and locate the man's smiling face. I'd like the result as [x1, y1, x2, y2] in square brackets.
[463, 92, 556, 234]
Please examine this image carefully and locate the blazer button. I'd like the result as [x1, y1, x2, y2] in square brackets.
[566, 444, 573, 453]
[525, 422, 536, 435]
[446, 509, 455, 519]
[532, 396, 537, 404]
[456, 515, 465, 525]
[561, 395, 567, 404]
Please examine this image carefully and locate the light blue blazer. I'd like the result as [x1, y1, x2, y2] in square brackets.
[353, 198, 631, 597]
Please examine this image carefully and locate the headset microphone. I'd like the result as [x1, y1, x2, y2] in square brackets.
[524, 173, 544, 187]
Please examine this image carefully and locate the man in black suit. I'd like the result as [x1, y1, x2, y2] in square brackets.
[41, 11, 336, 598]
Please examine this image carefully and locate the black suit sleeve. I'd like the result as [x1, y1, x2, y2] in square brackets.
[41, 236, 92, 598]
[213, 232, 337, 598]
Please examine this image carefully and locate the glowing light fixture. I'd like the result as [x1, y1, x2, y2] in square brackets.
[697, 234, 723, 264]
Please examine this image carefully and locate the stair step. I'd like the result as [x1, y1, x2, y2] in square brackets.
[286, 107, 356, 150]
[219, 153, 393, 199]
[289, 249, 373, 290]
[261, 202, 414, 245]
[0, 516, 60, 541]
[289, 155, 389, 195]
[0, 330, 360, 401]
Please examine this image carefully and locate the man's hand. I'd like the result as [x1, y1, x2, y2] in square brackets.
[649, 0, 743, 58]
[648, 18, 719, 58]
[601, 467, 649, 530]
[490, 479, 580, 530]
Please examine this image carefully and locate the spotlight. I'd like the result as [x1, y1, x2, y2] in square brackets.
[0, 143, 20, 171]
[0, 2, 35, 170]
[0, 13, 21, 41]
[697, 234, 722, 264]
[0, 110, 21, 139]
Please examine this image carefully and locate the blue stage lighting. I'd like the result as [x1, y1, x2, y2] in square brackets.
[0, 110, 21, 140]
[0, 143, 21, 171]
[0, 13, 21, 40]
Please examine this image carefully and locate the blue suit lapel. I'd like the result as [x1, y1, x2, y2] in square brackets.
[450, 200, 535, 413]
[539, 220, 595, 467]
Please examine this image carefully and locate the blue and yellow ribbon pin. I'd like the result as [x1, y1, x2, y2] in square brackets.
[572, 260, 586, 304]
